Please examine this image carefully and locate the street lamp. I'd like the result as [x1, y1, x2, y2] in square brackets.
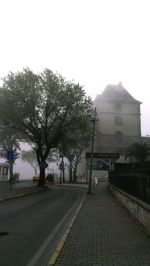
[88, 107, 97, 194]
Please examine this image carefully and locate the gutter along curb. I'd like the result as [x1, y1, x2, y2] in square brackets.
[48, 194, 86, 265]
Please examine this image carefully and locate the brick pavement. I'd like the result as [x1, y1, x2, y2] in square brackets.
[54, 182, 150, 266]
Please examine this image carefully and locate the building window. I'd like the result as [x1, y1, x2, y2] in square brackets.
[115, 116, 123, 125]
[115, 131, 123, 143]
[114, 103, 122, 111]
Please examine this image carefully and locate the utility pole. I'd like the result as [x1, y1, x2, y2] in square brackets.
[88, 108, 97, 194]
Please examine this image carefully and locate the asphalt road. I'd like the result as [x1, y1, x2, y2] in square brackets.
[0, 186, 85, 266]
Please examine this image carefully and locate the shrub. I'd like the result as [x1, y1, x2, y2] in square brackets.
[47, 173, 54, 183]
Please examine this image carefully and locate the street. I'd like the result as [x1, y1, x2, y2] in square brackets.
[0, 186, 85, 266]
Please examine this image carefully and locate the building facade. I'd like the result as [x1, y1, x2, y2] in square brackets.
[77, 83, 142, 181]
[94, 82, 141, 154]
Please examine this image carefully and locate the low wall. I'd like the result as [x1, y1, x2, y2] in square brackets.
[108, 183, 150, 234]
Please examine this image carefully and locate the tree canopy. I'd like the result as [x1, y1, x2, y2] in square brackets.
[0, 127, 21, 179]
[0, 68, 92, 185]
[125, 142, 150, 162]
[59, 123, 92, 182]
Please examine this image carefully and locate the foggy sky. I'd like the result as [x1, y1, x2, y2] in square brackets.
[0, 0, 150, 135]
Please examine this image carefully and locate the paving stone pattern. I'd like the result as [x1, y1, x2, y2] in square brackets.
[55, 183, 150, 266]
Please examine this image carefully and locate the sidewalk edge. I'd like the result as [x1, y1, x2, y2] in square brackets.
[48, 194, 86, 265]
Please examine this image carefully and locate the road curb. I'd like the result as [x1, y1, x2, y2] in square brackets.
[48, 194, 86, 265]
[54, 183, 88, 188]
[0, 187, 49, 203]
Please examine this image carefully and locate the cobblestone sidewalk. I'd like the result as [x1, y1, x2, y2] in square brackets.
[55, 183, 150, 266]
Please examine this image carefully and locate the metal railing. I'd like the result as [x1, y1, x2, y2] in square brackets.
[109, 165, 150, 204]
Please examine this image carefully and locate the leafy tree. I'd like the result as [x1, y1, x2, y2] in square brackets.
[59, 153, 66, 183]
[72, 131, 91, 182]
[59, 122, 92, 182]
[125, 142, 150, 162]
[0, 68, 92, 186]
[0, 127, 21, 179]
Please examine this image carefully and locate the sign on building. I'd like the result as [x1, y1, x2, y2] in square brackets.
[88, 158, 110, 170]
[86, 153, 119, 159]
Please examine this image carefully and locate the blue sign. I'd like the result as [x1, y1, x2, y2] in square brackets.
[7, 150, 14, 161]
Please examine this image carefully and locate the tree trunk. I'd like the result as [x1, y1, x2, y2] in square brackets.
[73, 165, 77, 182]
[39, 164, 46, 187]
[36, 145, 51, 187]
[36, 148, 46, 187]
[73, 156, 80, 182]
[69, 160, 73, 183]
[60, 170, 62, 184]
[9, 160, 14, 191]
[62, 156, 65, 183]
[34, 166, 38, 176]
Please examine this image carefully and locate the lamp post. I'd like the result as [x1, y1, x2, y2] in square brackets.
[88, 108, 97, 194]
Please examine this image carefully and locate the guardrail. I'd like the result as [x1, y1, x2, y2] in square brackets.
[109, 168, 150, 204]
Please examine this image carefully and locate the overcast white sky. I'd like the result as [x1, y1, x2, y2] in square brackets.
[0, 0, 150, 135]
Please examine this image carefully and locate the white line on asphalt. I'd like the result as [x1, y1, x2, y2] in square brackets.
[27, 193, 85, 266]
[49, 195, 86, 265]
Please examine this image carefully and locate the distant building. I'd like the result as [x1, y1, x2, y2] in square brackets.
[94, 82, 141, 154]
[0, 163, 10, 181]
[77, 82, 142, 181]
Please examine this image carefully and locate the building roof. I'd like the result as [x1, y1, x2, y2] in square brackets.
[97, 82, 141, 104]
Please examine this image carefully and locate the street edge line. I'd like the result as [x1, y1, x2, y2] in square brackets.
[48, 194, 86, 265]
